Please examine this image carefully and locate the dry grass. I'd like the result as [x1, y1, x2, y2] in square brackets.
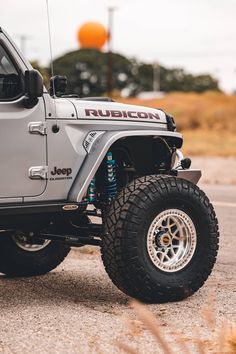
[116, 300, 236, 354]
[120, 92, 236, 156]
[182, 130, 236, 156]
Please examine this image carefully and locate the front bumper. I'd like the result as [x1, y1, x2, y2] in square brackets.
[177, 169, 202, 184]
[174, 150, 201, 184]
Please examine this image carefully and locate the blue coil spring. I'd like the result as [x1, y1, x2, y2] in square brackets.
[106, 151, 117, 200]
[87, 151, 117, 203]
[88, 177, 96, 203]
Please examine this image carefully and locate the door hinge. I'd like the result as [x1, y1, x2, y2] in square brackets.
[29, 166, 48, 180]
[28, 122, 47, 135]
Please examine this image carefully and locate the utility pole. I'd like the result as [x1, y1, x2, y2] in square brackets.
[107, 6, 117, 97]
[153, 62, 160, 92]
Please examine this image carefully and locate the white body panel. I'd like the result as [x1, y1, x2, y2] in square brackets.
[0, 96, 47, 198]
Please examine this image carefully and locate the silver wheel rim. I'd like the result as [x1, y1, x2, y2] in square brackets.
[13, 233, 51, 252]
[147, 209, 197, 272]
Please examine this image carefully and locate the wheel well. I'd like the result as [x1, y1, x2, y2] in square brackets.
[110, 136, 176, 174]
[95, 136, 178, 198]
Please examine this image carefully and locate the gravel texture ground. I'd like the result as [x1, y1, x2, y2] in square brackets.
[0, 158, 235, 354]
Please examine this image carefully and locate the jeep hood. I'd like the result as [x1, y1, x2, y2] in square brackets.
[67, 98, 168, 126]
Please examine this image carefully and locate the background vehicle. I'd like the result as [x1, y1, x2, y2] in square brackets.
[0, 27, 219, 303]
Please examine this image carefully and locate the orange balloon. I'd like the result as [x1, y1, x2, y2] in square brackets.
[78, 22, 108, 50]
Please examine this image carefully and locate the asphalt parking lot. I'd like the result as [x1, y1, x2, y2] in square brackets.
[0, 185, 235, 354]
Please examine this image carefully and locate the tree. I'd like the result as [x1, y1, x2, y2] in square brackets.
[136, 65, 219, 93]
[50, 50, 220, 97]
[53, 49, 135, 97]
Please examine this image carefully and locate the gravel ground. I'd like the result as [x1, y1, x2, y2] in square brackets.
[0, 183, 235, 354]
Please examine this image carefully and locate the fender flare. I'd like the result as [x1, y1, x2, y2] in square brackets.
[68, 130, 182, 202]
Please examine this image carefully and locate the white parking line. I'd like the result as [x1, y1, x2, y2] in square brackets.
[213, 201, 236, 208]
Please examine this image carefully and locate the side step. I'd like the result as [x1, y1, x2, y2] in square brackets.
[0, 201, 87, 216]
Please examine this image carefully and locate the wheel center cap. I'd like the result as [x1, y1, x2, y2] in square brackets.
[156, 232, 172, 247]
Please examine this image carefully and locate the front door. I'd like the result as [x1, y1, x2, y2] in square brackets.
[0, 43, 47, 199]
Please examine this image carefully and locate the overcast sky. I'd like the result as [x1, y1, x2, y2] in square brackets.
[1, 0, 236, 92]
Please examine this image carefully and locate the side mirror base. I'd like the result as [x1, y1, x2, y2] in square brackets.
[23, 97, 39, 109]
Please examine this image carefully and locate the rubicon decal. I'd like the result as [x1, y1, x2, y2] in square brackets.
[85, 109, 160, 120]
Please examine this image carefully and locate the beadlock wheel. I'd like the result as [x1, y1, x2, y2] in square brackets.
[0, 232, 70, 277]
[12, 233, 51, 252]
[102, 175, 219, 303]
[147, 209, 197, 272]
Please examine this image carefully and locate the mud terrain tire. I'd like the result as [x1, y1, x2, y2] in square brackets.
[101, 176, 219, 303]
[0, 235, 70, 277]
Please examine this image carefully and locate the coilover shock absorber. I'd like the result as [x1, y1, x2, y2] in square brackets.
[87, 151, 118, 204]
[88, 177, 96, 203]
[105, 151, 117, 201]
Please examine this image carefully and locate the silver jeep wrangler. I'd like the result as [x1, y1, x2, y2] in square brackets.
[0, 28, 219, 303]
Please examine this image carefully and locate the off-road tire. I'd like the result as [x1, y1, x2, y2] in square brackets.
[101, 176, 219, 303]
[0, 235, 70, 277]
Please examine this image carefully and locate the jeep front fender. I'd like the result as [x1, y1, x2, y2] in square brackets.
[68, 130, 182, 202]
